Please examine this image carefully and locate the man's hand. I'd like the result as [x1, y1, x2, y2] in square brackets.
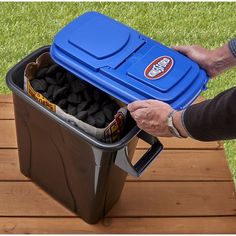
[173, 44, 236, 78]
[172, 45, 215, 77]
[128, 100, 189, 138]
[127, 99, 174, 137]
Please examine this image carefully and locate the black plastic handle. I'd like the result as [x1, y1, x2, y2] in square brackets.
[114, 131, 163, 177]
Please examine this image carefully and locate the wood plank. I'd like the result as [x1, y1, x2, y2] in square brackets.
[0, 103, 14, 119]
[128, 150, 232, 181]
[0, 182, 235, 217]
[0, 149, 27, 181]
[108, 182, 236, 217]
[0, 217, 236, 233]
[0, 149, 231, 182]
[0, 182, 74, 216]
[0, 95, 13, 103]
[0, 120, 17, 148]
[138, 137, 223, 150]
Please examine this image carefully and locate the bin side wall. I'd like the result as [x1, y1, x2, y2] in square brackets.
[9, 46, 139, 224]
[13, 94, 138, 224]
[13, 94, 76, 210]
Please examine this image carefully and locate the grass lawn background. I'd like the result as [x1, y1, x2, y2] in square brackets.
[1, 2, 236, 181]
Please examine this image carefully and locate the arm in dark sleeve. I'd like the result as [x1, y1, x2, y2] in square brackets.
[229, 37, 236, 57]
[183, 86, 236, 141]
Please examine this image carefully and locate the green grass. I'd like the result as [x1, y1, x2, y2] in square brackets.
[1, 2, 236, 182]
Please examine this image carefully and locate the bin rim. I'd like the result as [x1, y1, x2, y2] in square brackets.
[6, 46, 141, 151]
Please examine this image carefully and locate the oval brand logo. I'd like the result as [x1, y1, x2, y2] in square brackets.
[144, 56, 174, 80]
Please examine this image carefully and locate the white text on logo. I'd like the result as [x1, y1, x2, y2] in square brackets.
[148, 58, 170, 77]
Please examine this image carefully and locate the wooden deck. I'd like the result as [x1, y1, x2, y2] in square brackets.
[0, 95, 236, 233]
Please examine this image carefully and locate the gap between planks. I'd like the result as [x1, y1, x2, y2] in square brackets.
[0, 216, 236, 233]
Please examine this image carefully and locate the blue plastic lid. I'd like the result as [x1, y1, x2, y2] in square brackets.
[51, 11, 209, 110]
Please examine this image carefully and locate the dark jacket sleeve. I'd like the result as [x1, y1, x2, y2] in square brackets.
[229, 37, 236, 57]
[183, 86, 236, 141]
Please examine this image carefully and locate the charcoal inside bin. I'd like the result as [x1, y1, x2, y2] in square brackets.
[76, 111, 88, 121]
[56, 72, 66, 86]
[57, 98, 67, 109]
[36, 67, 48, 79]
[93, 89, 106, 103]
[103, 105, 114, 122]
[71, 80, 87, 93]
[67, 93, 82, 104]
[45, 76, 57, 85]
[67, 104, 77, 116]
[32, 62, 120, 129]
[67, 71, 77, 83]
[30, 78, 48, 92]
[84, 89, 93, 102]
[47, 85, 59, 98]
[46, 64, 60, 76]
[53, 86, 69, 101]
[86, 115, 96, 126]
[87, 103, 100, 115]
[94, 111, 106, 128]
[93, 89, 100, 101]
[77, 101, 89, 113]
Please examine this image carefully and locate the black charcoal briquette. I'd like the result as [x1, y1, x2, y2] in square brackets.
[77, 101, 89, 112]
[30, 79, 48, 92]
[84, 89, 93, 102]
[93, 89, 100, 101]
[36, 67, 48, 79]
[102, 99, 112, 106]
[87, 103, 100, 115]
[103, 105, 114, 122]
[55, 71, 63, 80]
[93, 89, 106, 103]
[67, 93, 82, 104]
[66, 72, 76, 83]
[47, 85, 58, 98]
[67, 104, 77, 116]
[104, 103, 118, 112]
[45, 76, 57, 85]
[46, 64, 59, 76]
[56, 72, 66, 86]
[86, 115, 96, 126]
[94, 111, 106, 128]
[57, 98, 67, 109]
[53, 86, 69, 101]
[71, 80, 87, 93]
[76, 111, 88, 121]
